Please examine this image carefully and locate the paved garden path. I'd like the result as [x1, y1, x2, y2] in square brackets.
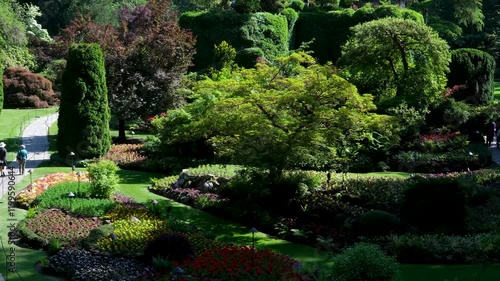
[0, 113, 58, 199]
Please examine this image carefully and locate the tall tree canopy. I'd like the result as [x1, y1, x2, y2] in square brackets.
[56, 0, 196, 138]
[338, 17, 451, 110]
[153, 52, 399, 172]
[0, 0, 34, 68]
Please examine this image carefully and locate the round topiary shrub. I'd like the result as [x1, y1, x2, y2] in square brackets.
[143, 233, 194, 262]
[401, 176, 467, 234]
[330, 243, 400, 281]
[357, 210, 401, 237]
[236, 47, 265, 68]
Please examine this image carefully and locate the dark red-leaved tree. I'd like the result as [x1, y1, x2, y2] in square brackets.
[56, 0, 196, 139]
[2, 67, 59, 108]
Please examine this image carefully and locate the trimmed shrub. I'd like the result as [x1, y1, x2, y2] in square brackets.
[87, 160, 119, 198]
[180, 11, 289, 71]
[235, 47, 265, 68]
[447, 48, 496, 105]
[357, 210, 401, 237]
[288, 0, 306, 11]
[2, 66, 59, 108]
[233, 0, 261, 13]
[400, 176, 467, 234]
[143, 233, 194, 262]
[57, 43, 111, 159]
[376, 233, 500, 264]
[295, 5, 423, 64]
[330, 243, 400, 281]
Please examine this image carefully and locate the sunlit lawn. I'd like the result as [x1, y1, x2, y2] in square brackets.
[495, 81, 500, 100]
[0, 108, 58, 161]
[109, 129, 152, 139]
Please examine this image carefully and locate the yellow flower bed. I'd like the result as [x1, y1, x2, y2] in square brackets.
[97, 218, 167, 254]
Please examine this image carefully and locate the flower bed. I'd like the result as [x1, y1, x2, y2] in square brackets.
[101, 144, 147, 170]
[15, 172, 89, 208]
[181, 245, 306, 280]
[20, 209, 101, 247]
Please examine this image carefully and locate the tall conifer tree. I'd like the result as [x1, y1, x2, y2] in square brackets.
[57, 43, 111, 159]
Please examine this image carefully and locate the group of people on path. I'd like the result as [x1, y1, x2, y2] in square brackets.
[0, 143, 28, 176]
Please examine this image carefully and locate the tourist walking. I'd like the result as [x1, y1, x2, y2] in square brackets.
[486, 120, 496, 147]
[16, 144, 28, 175]
[0, 142, 7, 176]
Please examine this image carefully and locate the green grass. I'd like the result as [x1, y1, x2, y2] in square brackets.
[109, 129, 152, 139]
[495, 81, 500, 100]
[0, 107, 58, 161]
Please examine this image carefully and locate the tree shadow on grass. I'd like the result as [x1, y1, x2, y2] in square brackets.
[160, 198, 334, 269]
[117, 169, 167, 185]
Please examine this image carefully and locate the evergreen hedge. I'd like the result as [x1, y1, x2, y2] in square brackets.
[180, 11, 289, 71]
[294, 5, 424, 64]
[57, 43, 111, 159]
[447, 48, 496, 105]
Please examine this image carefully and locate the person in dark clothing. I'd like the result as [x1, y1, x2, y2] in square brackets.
[0, 142, 7, 176]
[486, 121, 496, 147]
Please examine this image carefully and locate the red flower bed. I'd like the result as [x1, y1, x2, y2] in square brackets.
[101, 144, 147, 170]
[181, 246, 306, 281]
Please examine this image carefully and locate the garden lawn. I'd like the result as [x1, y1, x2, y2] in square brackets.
[495, 81, 500, 100]
[0, 108, 58, 161]
[110, 129, 151, 139]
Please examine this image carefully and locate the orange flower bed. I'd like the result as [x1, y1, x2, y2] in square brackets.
[15, 172, 89, 208]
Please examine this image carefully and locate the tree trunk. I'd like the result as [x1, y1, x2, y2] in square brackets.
[118, 118, 126, 140]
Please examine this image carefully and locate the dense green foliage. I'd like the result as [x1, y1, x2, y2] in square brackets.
[87, 160, 119, 198]
[0, 0, 34, 68]
[294, 5, 424, 64]
[152, 52, 399, 172]
[338, 17, 451, 110]
[447, 48, 496, 105]
[57, 43, 111, 159]
[18, 0, 147, 35]
[180, 11, 289, 71]
[330, 243, 400, 281]
[33, 181, 116, 216]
